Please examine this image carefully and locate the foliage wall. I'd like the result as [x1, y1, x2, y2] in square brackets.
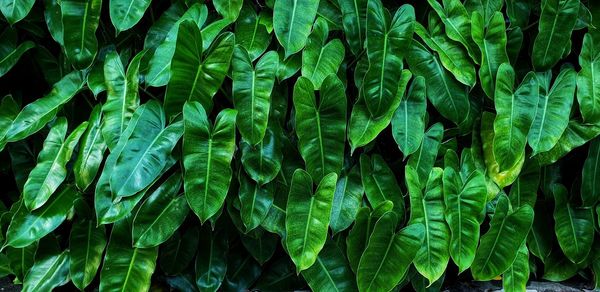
[0, 0, 599, 291]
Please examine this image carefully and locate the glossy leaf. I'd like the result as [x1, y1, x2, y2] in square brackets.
[528, 67, 577, 155]
[160, 228, 199, 275]
[235, 3, 272, 61]
[471, 194, 534, 280]
[362, 1, 414, 118]
[110, 0, 152, 33]
[294, 75, 346, 182]
[391, 76, 427, 157]
[552, 183, 594, 264]
[74, 105, 107, 191]
[99, 218, 158, 291]
[239, 172, 274, 232]
[330, 165, 364, 234]
[471, 11, 508, 99]
[577, 32, 600, 123]
[233, 46, 278, 145]
[493, 63, 538, 171]
[273, 0, 319, 57]
[240, 126, 283, 185]
[183, 102, 237, 223]
[285, 169, 337, 273]
[69, 219, 106, 290]
[338, 0, 368, 55]
[4, 186, 79, 248]
[0, 0, 34, 24]
[22, 250, 69, 292]
[360, 154, 404, 221]
[301, 18, 345, 89]
[582, 137, 600, 206]
[301, 239, 357, 291]
[502, 244, 529, 292]
[357, 212, 424, 292]
[61, 0, 101, 69]
[532, 0, 579, 70]
[407, 123, 444, 185]
[214, 0, 243, 20]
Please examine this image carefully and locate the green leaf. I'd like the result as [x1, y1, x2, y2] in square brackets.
[214, 0, 243, 20]
[23, 119, 86, 210]
[239, 172, 274, 232]
[471, 194, 534, 280]
[0, 29, 34, 77]
[582, 137, 600, 206]
[3, 71, 85, 146]
[415, 15, 476, 87]
[534, 119, 600, 165]
[69, 219, 107, 290]
[133, 173, 188, 248]
[285, 169, 336, 273]
[101, 50, 145, 150]
[5, 243, 37, 283]
[406, 166, 450, 285]
[471, 11, 508, 99]
[301, 18, 345, 89]
[4, 186, 79, 248]
[235, 3, 272, 61]
[508, 159, 541, 207]
[349, 69, 412, 152]
[273, 0, 319, 58]
[109, 0, 152, 33]
[22, 250, 69, 292]
[392, 76, 427, 157]
[338, 0, 367, 55]
[407, 40, 477, 132]
[233, 46, 278, 145]
[301, 239, 357, 291]
[183, 102, 237, 223]
[74, 105, 107, 191]
[464, 0, 504, 25]
[552, 183, 594, 264]
[293, 75, 346, 182]
[576, 33, 600, 123]
[481, 112, 524, 188]
[99, 218, 158, 292]
[145, 4, 208, 87]
[360, 154, 405, 222]
[164, 21, 234, 117]
[493, 63, 538, 171]
[0, 0, 34, 24]
[240, 228, 278, 264]
[240, 126, 283, 185]
[195, 226, 228, 292]
[443, 167, 486, 273]
[426, 0, 480, 63]
[330, 165, 364, 234]
[357, 212, 424, 292]
[527, 200, 553, 262]
[61, 0, 102, 69]
[528, 67, 577, 155]
[407, 123, 444, 185]
[502, 244, 529, 292]
[109, 101, 183, 198]
[532, 0, 579, 70]
[362, 1, 414, 118]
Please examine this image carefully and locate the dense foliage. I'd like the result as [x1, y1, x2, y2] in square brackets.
[0, 0, 599, 291]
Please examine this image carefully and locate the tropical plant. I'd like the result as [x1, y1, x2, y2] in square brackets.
[0, 0, 599, 291]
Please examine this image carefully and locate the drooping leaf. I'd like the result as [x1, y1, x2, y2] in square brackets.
[0, 0, 35, 24]
[360, 154, 405, 222]
[577, 32, 600, 123]
[293, 75, 346, 182]
[301, 239, 357, 291]
[74, 105, 107, 191]
[481, 112, 524, 188]
[183, 102, 237, 223]
[0, 29, 34, 77]
[285, 169, 337, 273]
